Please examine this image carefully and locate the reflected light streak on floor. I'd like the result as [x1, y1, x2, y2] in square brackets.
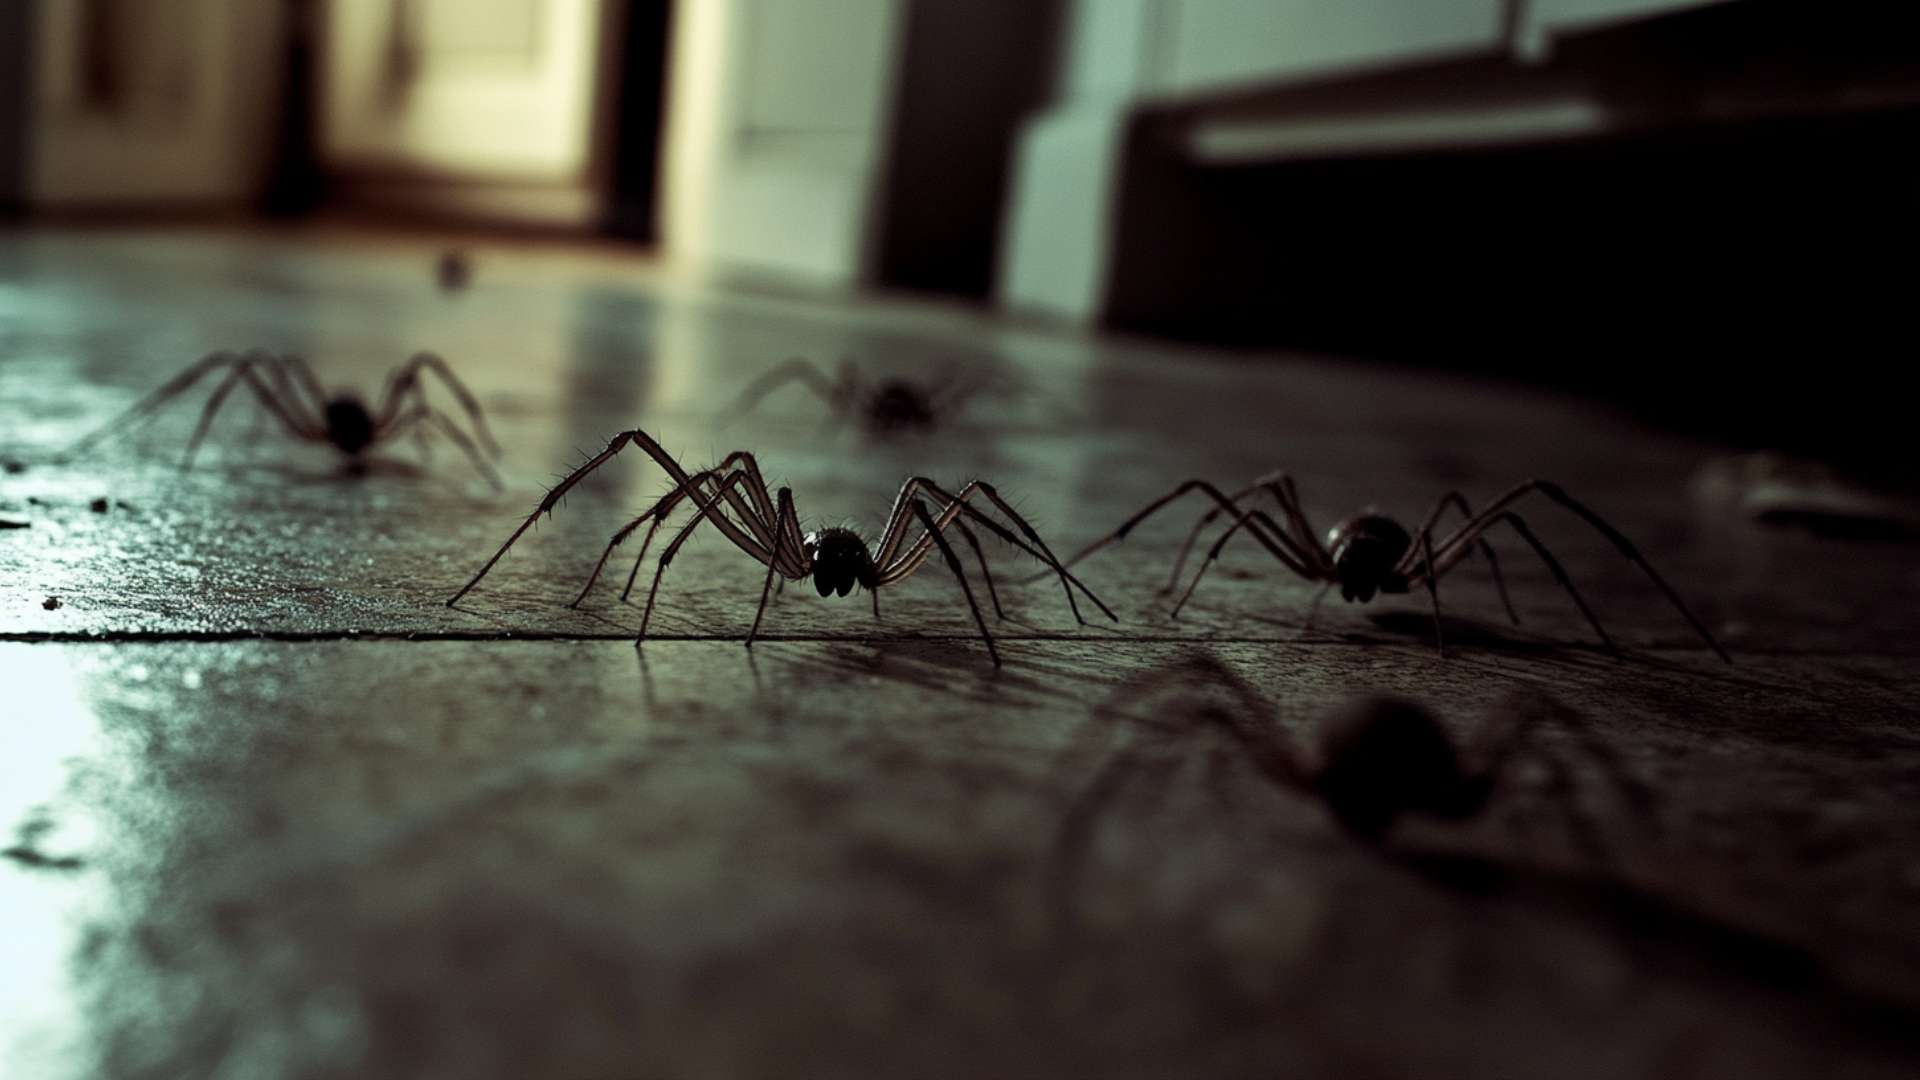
[0, 645, 109, 1079]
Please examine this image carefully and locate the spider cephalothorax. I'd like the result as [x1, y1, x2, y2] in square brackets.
[61, 348, 501, 487]
[1326, 512, 1413, 603]
[805, 527, 878, 597]
[1052, 472, 1729, 662]
[447, 429, 1115, 665]
[719, 356, 993, 436]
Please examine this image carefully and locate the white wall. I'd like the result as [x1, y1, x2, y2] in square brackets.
[661, 0, 906, 286]
[1530, 0, 1730, 35]
[1154, 0, 1507, 96]
[321, 0, 605, 181]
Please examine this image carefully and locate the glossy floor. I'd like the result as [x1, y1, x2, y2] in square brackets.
[2, 228, 1918, 1078]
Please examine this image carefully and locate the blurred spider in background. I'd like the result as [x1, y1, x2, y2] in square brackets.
[61, 349, 502, 487]
[718, 356, 1002, 436]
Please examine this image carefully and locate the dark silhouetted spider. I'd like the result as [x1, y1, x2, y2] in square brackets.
[1053, 472, 1729, 661]
[718, 356, 996, 436]
[445, 428, 1114, 664]
[60, 349, 501, 487]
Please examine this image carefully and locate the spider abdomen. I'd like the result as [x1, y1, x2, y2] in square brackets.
[1326, 512, 1412, 602]
[325, 395, 376, 455]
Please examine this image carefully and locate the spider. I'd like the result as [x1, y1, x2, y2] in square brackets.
[718, 356, 997, 436]
[60, 348, 502, 487]
[1051, 472, 1729, 662]
[444, 428, 1115, 664]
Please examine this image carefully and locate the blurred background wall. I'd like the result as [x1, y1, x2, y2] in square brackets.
[3, 0, 286, 209]
[1, 0, 1913, 470]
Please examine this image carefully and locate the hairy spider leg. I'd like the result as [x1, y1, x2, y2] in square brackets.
[567, 451, 792, 606]
[909, 498, 1001, 665]
[376, 351, 501, 457]
[384, 405, 503, 489]
[951, 519, 1006, 619]
[1151, 476, 1320, 592]
[637, 469, 789, 640]
[1422, 481, 1727, 661]
[716, 357, 848, 428]
[1419, 529, 1444, 657]
[874, 483, 1106, 621]
[1395, 490, 1518, 625]
[183, 354, 323, 466]
[1047, 479, 1321, 584]
[448, 429, 765, 606]
[226, 349, 320, 448]
[874, 477, 1115, 623]
[870, 502, 1007, 623]
[748, 488, 802, 645]
[621, 469, 797, 606]
[1479, 513, 1616, 656]
[569, 463, 788, 608]
[1164, 501, 1325, 618]
[59, 351, 288, 460]
[1261, 473, 1333, 573]
[378, 404, 438, 463]
[252, 352, 325, 434]
[266, 352, 330, 421]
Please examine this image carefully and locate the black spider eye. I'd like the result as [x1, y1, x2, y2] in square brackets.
[835, 578, 855, 597]
[814, 573, 834, 597]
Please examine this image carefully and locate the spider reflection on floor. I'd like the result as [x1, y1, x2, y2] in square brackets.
[1052, 654, 1644, 884]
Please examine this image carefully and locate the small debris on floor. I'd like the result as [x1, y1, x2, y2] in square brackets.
[2, 460, 24, 474]
[437, 250, 473, 291]
[1, 518, 29, 529]
[1, 845, 85, 872]
[91, 496, 111, 513]
[1695, 452, 1920, 540]
[43, 596, 62, 610]
[4, 815, 85, 872]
